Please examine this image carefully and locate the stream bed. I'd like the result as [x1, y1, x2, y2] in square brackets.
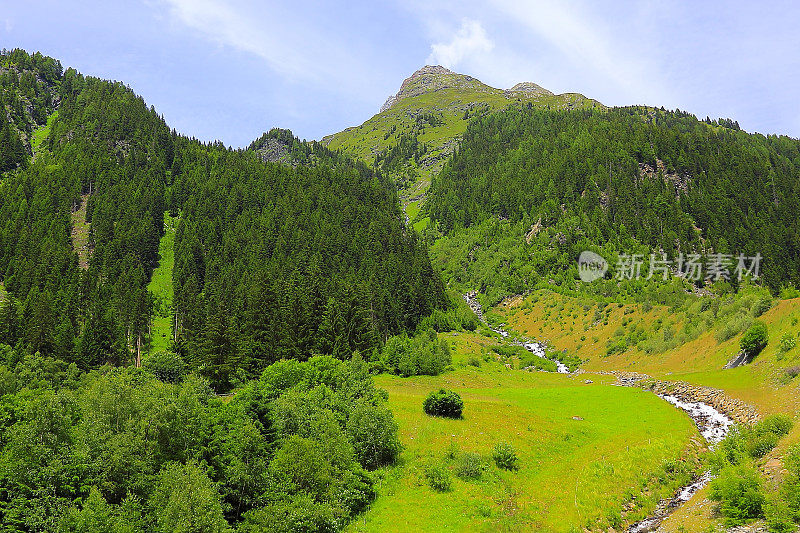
[463, 292, 569, 374]
[626, 394, 734, 532]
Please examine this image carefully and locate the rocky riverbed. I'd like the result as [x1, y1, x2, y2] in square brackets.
[616, 372, 760, 532]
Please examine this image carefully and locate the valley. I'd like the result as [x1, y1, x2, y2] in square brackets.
[0, 46, 799, 533]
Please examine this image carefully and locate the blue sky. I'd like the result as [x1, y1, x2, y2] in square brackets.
[4, 1, 799, 146]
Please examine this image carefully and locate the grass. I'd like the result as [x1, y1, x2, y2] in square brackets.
[146, 212, 177, 354]
[492, 288, 800, 530]
[70, 193, 91, 269]
[350, 334, 700, 532]
[30, 110, 58, 157]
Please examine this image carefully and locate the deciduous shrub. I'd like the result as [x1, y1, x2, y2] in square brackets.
[709, 465, 765, 526]
[455, 452, 484, 480]
[424, 464, 452, 492]
[779, 333, 797, 354]
[492, 442, 518, 471]
[740, 320, 768, 358]
[143, 351, 186, 383]
[423, 389, 463, 418]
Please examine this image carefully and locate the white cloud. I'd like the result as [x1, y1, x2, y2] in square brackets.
[157, 0, 378, 99]
[160, 0, 311, 80]
[426, 19, 494, 69]
[487, 0, 676, 105]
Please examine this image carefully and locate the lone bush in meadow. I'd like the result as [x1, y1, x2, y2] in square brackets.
[455, 452, 484, 480]
[424, 464, 452, 492]
[423, 389, 463, 418]
[492, 442, 518, 471]
[779, 333, 797, 355]
[740, 321, 768, 359]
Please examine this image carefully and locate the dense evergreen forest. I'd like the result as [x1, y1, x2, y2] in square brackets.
[427, 105, 800, 300]
[0, 49, 446, 530]
[0, 49, 445, 389]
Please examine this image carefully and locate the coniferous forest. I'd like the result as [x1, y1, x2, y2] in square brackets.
[0, 49, 442, 531]
[427, 105, 800, 302]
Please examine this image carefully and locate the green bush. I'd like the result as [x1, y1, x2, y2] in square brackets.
[143, 351, 187, 383]
[752, 295, 774, 317]
[710, 416, 792, 469]
[716, 312, 753, 343]
[758, 414, 793, 438]
[492, 442, 518, 471]
[455, 452, 484, 480]
[424, 464, 452, 492]
[709, 465, 766, 526]
[423, 389, 463, 418]
[765, 497, 795, 533]
[741, 320, 769, 358]
[779, 333, 797, 354]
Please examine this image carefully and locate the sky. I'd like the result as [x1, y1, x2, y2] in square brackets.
[3, 0, 799, 147]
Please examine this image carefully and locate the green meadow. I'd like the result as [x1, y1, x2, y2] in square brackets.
[349, 350, 700, 532]
[146, 212, 177, 354]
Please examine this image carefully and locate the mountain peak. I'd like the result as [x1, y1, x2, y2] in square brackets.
[380, 65, 485, 112]
[379, 66, 557, 113]
[506, 82, 553, 97]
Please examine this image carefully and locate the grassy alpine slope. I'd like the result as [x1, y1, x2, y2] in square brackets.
[349, 337, 701, 532]
[323, 66, 602, 214]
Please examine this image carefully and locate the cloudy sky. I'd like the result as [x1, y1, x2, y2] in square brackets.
[4, 1, 799, 146]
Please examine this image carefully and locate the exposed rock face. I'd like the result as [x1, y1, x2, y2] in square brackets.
[379, 65, 491, 112]
[504, 82, 553, 97]
[254, 137, 292, 165]
[639, 159, 691, 196]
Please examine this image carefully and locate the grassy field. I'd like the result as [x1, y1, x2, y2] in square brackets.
[30, 110, 58, 157]
[146, 212, 177, 354]
[70, 193, 91, 269]
[493, 288, 800, 530]
[350, 336, 701, 532]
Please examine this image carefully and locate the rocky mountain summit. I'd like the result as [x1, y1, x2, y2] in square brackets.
[324, 65, 601, 223]
[379, 65, 557, 113]
[380, 65, 492, 112]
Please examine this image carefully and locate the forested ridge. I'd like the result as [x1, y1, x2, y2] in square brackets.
[0, 49, 445, 388]
[427, 105, 800, 299]
[0, 48, 445, 531]
[172, 132, 445, 388]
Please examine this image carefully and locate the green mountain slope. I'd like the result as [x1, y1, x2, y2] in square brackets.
[426, 105, 800, 304]
[323, 65, 602, 214]
[0, 49, 446, 390]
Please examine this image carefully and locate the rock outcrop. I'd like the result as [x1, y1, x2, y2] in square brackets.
[380, 65, 494, 112]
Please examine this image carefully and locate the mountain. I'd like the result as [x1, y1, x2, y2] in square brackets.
[0, 49, 446, 391]
[427, 104, 800, 304]
[322, 65, 601, 228]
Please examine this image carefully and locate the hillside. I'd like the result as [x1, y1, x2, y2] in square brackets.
[323, 65, 602, 229]
[2, 48, 800, 533]
[0, 48, 446, 389]
[426, 105, 800, 305]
